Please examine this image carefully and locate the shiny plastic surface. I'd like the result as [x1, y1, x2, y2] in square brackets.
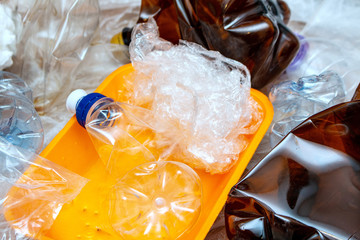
[34, 64, 273, 240]
[109, 161, 202, 239]
[1, 137, 88, 239]
[225, 100, 360, 240]
[134, 0, 299, 89]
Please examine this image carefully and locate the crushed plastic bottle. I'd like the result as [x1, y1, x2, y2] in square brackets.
[0, 71, 44, 153]
[225, 88, 360, 240]
[109, 161, 202, 240]
[268, 71, 345, 147]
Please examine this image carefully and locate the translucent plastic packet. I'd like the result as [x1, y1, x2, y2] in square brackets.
[0, 137, 89, 239]
[225, 96, 360, 239]
[127, 19, 264, 174]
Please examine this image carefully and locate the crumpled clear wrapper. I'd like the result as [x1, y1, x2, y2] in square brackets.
[269, 71, 346, 147]
[0, 137, 89, 239]
[127, 19, 263, 174]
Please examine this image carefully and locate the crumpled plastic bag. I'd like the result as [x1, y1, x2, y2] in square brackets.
[0, 137, 89, 239]
[225, 98, 360, 239]
[126, 19, 263, 174]
[135, 0, 300, 89]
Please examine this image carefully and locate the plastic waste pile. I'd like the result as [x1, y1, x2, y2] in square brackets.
[219, 0, 360, 238]
[1, 0, 360, 239]
[60, 19, 264, 238]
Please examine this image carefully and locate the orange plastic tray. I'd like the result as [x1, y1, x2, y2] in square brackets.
[19, 64, 273, 239]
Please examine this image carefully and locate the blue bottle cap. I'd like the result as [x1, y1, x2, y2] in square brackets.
[76, 93, 107, 128]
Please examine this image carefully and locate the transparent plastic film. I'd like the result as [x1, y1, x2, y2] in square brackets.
[225, 99, 360, 240]
[109, 161, 202, 240]
[0, 137, 88, 239]
[8, 0, 100, 113]
[127, 19, 264, 174]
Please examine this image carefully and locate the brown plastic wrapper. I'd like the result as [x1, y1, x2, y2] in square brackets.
[136, 0, 300, 89]
[225, 97, 360, 239]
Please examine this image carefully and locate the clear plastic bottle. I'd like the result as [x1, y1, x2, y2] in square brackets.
[0, 71, 44, 153]
[66, 89, 174, 177]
